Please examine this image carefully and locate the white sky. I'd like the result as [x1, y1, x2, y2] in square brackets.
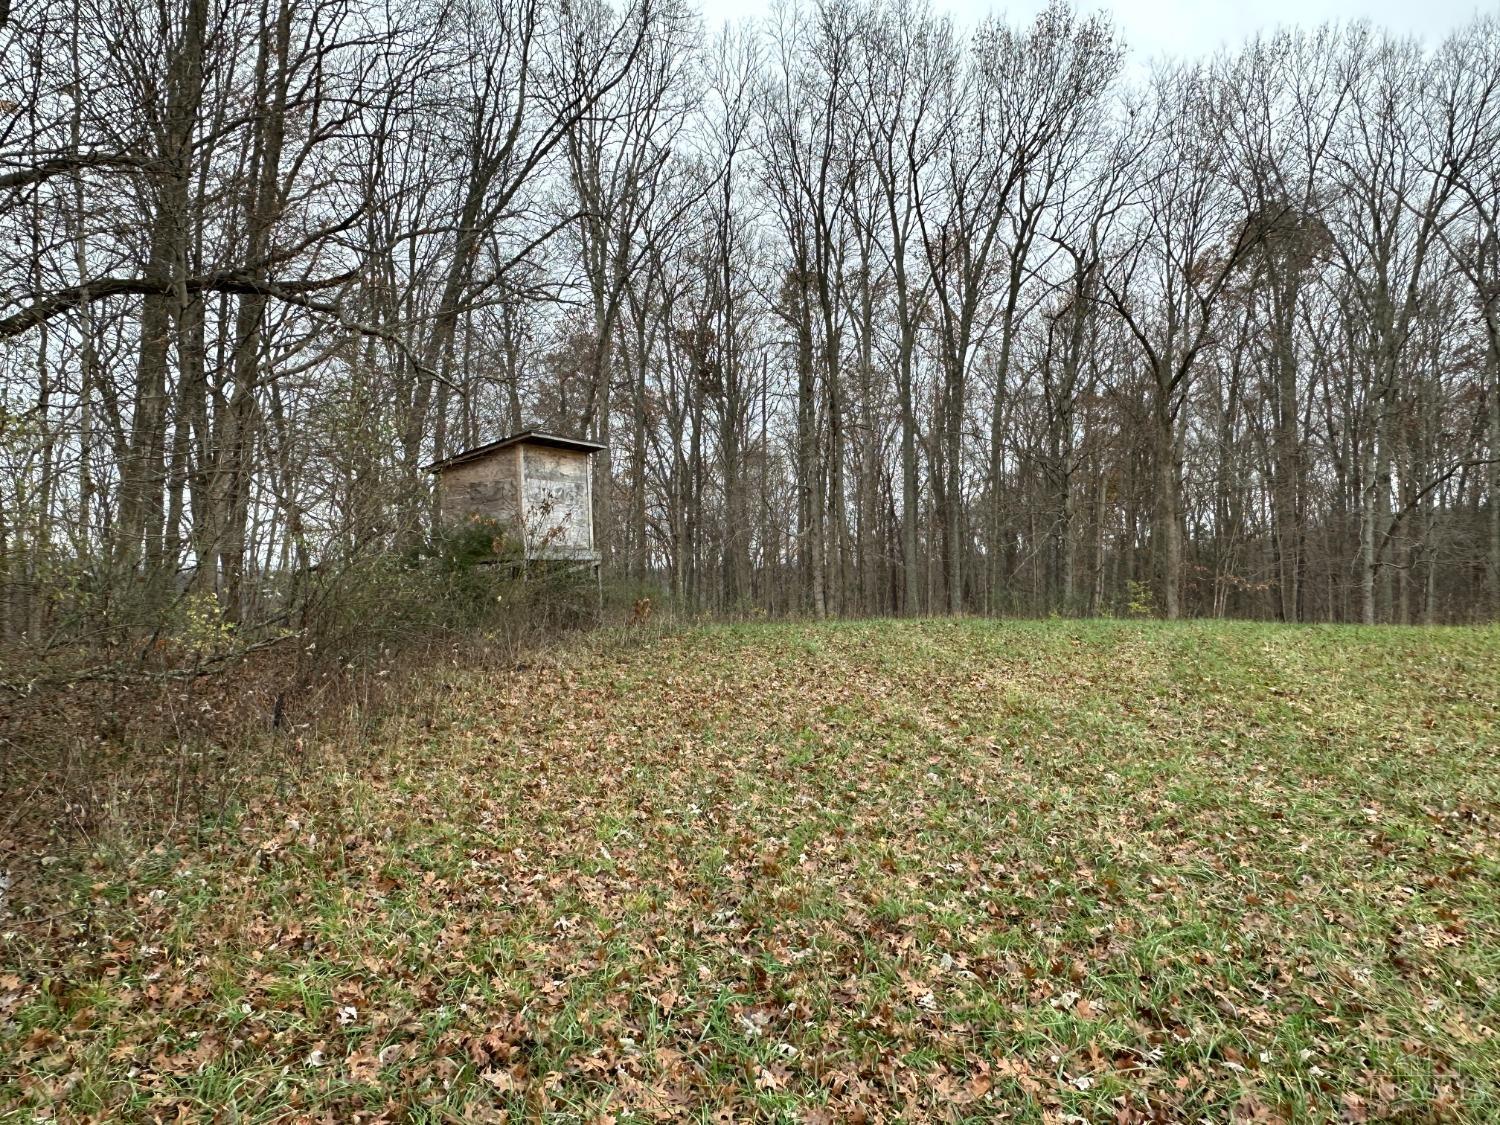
[696, 0, 1488, 63]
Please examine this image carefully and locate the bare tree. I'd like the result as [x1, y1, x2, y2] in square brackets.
[2, 0, 1497, 645]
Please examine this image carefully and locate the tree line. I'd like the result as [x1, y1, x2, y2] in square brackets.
[2, 0, 1498, 646]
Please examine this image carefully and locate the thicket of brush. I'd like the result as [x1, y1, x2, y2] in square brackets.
[0, 523, 612, 889]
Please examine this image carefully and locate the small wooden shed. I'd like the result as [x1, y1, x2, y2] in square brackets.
[426, 430, 606, 564]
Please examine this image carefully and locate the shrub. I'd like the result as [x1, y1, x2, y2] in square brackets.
[299, 517, 598, 659]
[1126, 579, 1157, 619]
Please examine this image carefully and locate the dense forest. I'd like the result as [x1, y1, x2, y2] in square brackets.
[2, 0, 1498, 641]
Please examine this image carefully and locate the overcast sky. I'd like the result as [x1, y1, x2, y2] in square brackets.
[696, 0, 1486, 63]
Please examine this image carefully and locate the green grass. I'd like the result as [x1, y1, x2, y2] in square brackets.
[4, 619, 1499, 1121]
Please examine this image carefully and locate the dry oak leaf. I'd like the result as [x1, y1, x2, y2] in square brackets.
[481, 1066, 521, 1092]
[754, 1063, 790, 1091]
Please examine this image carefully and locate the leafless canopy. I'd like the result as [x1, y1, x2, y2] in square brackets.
[2, 0, 1498, 641]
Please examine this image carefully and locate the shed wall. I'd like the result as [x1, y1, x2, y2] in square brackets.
[437, 446, 521, 533]
[436, 441, 596, 558]
[521, 446, 592, 551]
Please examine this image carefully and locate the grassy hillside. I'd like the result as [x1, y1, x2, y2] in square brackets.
[5, 619, 1499, 1121]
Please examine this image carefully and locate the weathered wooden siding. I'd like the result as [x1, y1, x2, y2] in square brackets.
[437, 446, 521, 530]
[436, 441, 596, 559]
[521, 446, 592, 551]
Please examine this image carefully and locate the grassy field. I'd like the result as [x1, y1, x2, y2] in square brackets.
[4, 619, 1499, 1122]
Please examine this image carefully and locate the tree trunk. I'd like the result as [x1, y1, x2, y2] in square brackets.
[1489, 330, 1500, 619]
[898, 339, 919, 614]
[1155, 390, 1182, 620]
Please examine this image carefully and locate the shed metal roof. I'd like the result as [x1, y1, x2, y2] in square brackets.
[425, 430, 607, 472]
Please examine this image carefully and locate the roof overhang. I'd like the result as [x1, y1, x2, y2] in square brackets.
[425, 430, 607, 473]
